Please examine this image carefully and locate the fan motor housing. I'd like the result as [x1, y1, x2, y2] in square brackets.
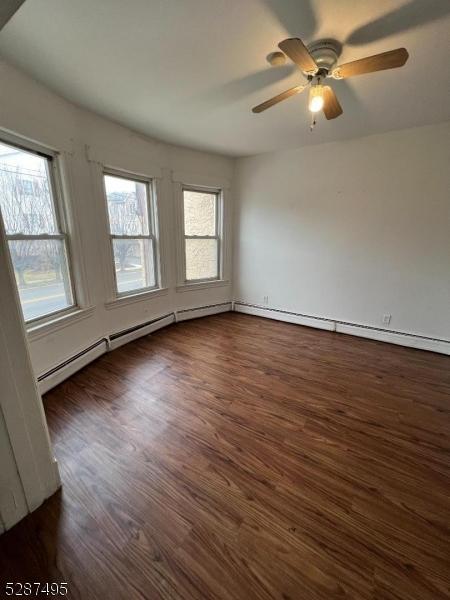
[305, 40, 341, 76]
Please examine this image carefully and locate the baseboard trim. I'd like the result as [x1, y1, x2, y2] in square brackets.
[233, 302, 450, 355]
[38, 304, 233, 394]
[38, 338, 108, 394]
[234, 303, 335, 331]
[335, 323, 450, 354]
[108, 313, 175, 350]
[175, 302, 232, 322]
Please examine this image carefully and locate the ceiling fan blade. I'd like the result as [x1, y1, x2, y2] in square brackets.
[323, 86, 343, 120]
[252, 85, 306, 113]
[278, 38, 317, 73]
[332, 48, 408, 79]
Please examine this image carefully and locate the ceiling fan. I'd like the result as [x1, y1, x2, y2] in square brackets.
[252, 38, 409, 123]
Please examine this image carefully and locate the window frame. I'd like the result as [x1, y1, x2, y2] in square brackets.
[0, 136, 77, 326]
[102, 168, 160, 298]
[181, 185, 223, 284]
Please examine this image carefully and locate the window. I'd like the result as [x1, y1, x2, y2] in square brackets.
[183, 188, 221, 282]
[0, 140, 75, 323]
[103, 172, 158, 295]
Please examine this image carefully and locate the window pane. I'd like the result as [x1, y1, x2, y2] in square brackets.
[104, 175, 149, 235]
[185, 238, 218, 281]
[0, 142, 58, 234]
[183, 190, 216, 236]
[8, 239, 73, 322]
[112, 238, 155, 293]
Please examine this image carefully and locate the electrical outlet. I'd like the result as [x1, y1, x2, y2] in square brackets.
[382, 314, 392, 326]
[263, 295, 269, 305]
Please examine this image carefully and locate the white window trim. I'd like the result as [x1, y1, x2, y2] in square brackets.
[178, 184, 224, 286]
[104, 286, 169, 310]
[101, 167, 162, 302]
[0, 133, 80, 328]
[175, 279, 230, 293]
[85, 144, 163, 180]
[27, 306, 95, 342]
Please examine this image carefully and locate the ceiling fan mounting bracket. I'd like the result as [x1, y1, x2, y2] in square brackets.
[304, 39, 341, 76]
[267, 51, 286, 66]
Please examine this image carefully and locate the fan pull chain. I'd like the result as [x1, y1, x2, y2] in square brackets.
[310, 113, 316, 132]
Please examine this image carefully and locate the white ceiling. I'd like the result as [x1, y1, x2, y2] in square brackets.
[1, 0, 449, 156]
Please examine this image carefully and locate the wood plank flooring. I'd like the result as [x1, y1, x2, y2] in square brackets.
[0, 313, 449, 599]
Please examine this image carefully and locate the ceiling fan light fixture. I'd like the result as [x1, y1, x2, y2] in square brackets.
[252, 38, 409, 123]
[308, 83, 324, 113]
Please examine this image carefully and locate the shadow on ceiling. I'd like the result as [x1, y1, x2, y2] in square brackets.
[346, 0, 450, 46]
[262, 0, 316, 39]
[195, 64, 297, 109]
[262, 0, 450, 47]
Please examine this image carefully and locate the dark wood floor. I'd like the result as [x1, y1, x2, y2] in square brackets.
[1, 313, 449, 599]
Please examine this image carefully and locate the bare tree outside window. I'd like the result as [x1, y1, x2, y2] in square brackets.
[0, 141, 75, 322]
[104, 173, 157, 295]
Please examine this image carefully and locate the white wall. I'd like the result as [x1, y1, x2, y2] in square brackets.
[0, 59, 234, 378]
[234, 122, 450, 342]
[0, 409, 27, 532]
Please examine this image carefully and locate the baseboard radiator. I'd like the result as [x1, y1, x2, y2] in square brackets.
[37, 299, 448, 395]
[233, 301, 450, 355]
[38, 338, 108, 394]
[108, 312, 175, 351]
[176, 301, 232, 322]
[38, 302, 233, 394]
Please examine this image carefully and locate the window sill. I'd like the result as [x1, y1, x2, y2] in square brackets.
[104, 287, 169, 310]
[27, 306, 96, 342]
[176, 279, 230, 293]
